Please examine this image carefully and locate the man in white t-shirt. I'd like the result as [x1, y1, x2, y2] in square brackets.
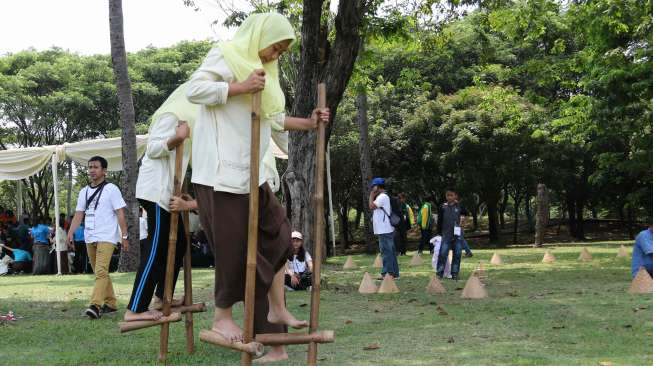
[67, 156, 128, 319]
[368, 177, 400, 279]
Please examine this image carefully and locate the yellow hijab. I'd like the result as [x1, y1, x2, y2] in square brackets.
[218, 13, 296, 119]
[150, 82, 198, 133]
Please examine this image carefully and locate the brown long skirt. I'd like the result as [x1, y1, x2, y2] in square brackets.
[195, 183, 292, 334]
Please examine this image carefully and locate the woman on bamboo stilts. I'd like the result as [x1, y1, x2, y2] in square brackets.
[186, 12, 329, 363]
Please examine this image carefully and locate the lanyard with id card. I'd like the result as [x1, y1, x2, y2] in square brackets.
[84, 182, 106, 231]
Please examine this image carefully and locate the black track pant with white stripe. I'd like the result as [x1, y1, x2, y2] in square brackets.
[127, 199, 186, 313]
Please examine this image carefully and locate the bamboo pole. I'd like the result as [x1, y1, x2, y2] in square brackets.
[171, 302, 206, 315]
[256, 330, 335, 346]
[182, 209, 195, 353]
[241, 92, 262, 366]
[158, 142, 185, 362]
[119, 313, 182, 333]
[307, 83, 327, 365]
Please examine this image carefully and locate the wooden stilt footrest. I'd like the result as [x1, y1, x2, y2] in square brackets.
[119, 313, 182, 333]
[170, 302, 206, 314]
[199, 329, 264, 357]
[256, 330, 335, 346]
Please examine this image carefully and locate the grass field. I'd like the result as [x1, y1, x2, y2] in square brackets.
[1, 242, 652, 366]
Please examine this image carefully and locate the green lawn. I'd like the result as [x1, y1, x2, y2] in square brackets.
[1, 242, 652, 366]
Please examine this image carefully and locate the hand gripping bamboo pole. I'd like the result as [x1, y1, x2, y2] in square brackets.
[158, 141, 185, 362]
[307, 83, 328, 365]
[241, 92, 262, 366]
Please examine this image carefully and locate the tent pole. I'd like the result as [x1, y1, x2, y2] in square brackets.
[52, 153, 62, 275]
[16, 181, 23, 219]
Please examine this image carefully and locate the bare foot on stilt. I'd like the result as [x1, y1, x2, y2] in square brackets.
[254, 346, 288, 364]
[267, 307, 308, 329]
[151, 296, 184, 310]
[213, 308, 243, 343]
[123, 309, 163, 322]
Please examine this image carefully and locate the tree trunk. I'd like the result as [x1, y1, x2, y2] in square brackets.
[356, 91, 376, 253]
[566, 193, 577, 238]
[512, 195, 521, 245]
[498, 189, 508, 230]
[354, 207, 362, 228]
[534, 183, 549, 247]
[109, 0, 139, 272]
[627, 205, 635, 238]
[575, 196, 585, 240]
[285, 0, 368, 256]
[487, 198, 500, 245]
[525, 193, 534, 232]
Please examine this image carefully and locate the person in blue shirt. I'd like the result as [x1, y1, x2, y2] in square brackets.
[0, 243, 32, 273]
[30, 217, 52, 274]
[72, 222, 88, 274]
[631, 219, 653, 278]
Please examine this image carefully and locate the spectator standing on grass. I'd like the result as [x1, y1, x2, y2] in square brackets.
[436, 188, 469, 280]
[30, 217, 51, 274]
[67, 156, 129, 320]
[631, 218, 653, 278]
[394, 193, 415, 256]
[72, 222, 88, 274]
[417, 201, 434, 255]
[369, 177, 400, 279]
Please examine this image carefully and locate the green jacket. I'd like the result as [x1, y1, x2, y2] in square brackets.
[417, 203, 432, 230]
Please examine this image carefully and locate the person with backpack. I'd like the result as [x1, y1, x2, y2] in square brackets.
[417, 201, 434, 255]
[368, 177, 400, 279]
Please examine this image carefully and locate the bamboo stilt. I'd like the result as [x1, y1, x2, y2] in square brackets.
[307, 83, 328, 366]
[158, 142, 185, 362]
[241, 92, 262, 366]
[182, 209, 195, 353]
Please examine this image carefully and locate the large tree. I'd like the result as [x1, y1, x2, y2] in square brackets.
[285, 0, 373, 255]
[108, 0, 139, 271]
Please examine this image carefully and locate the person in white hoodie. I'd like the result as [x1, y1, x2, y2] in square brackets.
[124, 83, 194, 322]
[185, 14, 328, 362]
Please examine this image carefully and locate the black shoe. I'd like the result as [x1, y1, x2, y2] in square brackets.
[451, 274, 459, 281]
[464, 253, 473, 258]
[101, 305, 118, 315]
[85, 305, 101, 319]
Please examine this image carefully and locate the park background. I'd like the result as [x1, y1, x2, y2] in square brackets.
[1, 0, 652, 365]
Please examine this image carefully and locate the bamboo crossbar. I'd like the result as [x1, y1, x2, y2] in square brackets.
[119, 313, 182, 333]
[171, 302, 206, 314]
[256, 330, 335, 346]
[200, 330, 264, 358]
